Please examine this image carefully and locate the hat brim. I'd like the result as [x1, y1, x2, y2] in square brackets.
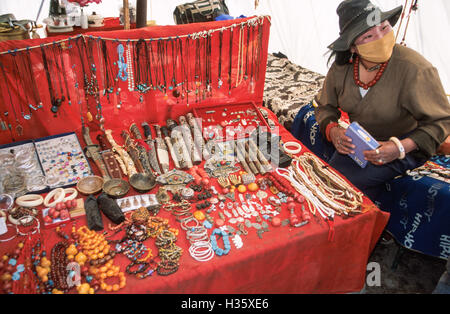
[328, 5, 403, 51]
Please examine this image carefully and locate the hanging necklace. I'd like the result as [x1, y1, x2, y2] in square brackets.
[218, 29, 224, 89]
[67, 38, 85, 127]
[95, 38, 105, 95]
[143, 40, 152, 92]
[194, 37, 201, 103]
[40, 45, 59, 116]
[255, 21, 264, 83]
[244, 23, 250, 81]
[176, 36, 187, 102]
[85, 37, 103, 121]
[353, 55, 388, 90]
[149, 39, 158, 91]
[0, 61, 20, 138]
[10, 52, 32, 120]
[228, 26, 234, 95]
[157, 39, 168, 97]
[23, 48, 43, 110]
[57, 43, 71, 105]
[51, 43, 67, 106]
[169, 38, 181, 101]
[249, 23, 256, 93]
[75, 37, 93, 121]
[184, 36, 192, 104]
[203, 33, 212, 99]
[101, 39, 114, 96]
[235, 25, 245, 88]
[126, 41, 135, 92]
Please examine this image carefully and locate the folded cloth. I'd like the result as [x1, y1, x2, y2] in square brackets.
[85, 195, 104, 231]
[97, 193, 125, 225]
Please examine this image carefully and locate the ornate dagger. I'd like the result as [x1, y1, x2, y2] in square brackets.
[153, 125, 172, 173]
[140, 122, 162, 175]
[81, 126, 110, 180]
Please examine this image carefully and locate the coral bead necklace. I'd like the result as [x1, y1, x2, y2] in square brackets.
[353, 55, 388, 90]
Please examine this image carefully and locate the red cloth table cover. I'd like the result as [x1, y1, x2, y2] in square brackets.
[0, 107, 389, 294]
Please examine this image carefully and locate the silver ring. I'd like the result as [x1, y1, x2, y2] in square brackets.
[378, 159, 383, 164]
[375, 149, 380, 155]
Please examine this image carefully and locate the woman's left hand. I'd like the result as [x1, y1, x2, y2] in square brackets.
[363, 141, 400, 166]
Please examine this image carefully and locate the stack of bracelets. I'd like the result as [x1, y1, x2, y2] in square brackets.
[187, 226, 214, 262]
[155, 230, 182, 276]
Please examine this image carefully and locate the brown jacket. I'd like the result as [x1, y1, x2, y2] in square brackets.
[315, 44, 450, 160]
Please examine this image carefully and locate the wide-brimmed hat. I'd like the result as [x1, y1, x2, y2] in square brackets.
[328, 0, 402, 51]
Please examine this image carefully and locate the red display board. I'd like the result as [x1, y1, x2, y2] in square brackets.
[0, 16, 271, 146]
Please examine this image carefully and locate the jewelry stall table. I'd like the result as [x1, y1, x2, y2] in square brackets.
[0, 17, 388, 294]
[0, 106, 389, 294]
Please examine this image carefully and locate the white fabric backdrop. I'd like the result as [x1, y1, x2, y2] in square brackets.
[1, 0, 449, 92]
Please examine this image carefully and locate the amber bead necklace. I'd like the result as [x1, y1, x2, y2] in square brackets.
[353, 55, 388, 90]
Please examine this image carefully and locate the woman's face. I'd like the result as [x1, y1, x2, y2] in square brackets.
[354, 20, 393, 46]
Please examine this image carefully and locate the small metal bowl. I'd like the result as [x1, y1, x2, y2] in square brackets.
[129, 173, 156, 193]
[102, 179, 130, 199]
[76, 176, 104, 195]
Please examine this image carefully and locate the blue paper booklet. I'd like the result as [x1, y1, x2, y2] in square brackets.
[344, 122, 379, 168]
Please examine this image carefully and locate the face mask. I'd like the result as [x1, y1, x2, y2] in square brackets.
[356, 30, 395, 63]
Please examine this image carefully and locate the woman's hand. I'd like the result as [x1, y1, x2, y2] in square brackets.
[364, 141, 400, 165]
[329, 126, 355, 155]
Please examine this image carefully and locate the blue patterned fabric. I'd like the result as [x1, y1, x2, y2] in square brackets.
[292, 103, 450, 260]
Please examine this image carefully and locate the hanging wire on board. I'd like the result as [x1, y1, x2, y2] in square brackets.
[0, 16, 270, 56]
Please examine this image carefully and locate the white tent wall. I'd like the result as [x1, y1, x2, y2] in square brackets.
[0, 0, 449, 92]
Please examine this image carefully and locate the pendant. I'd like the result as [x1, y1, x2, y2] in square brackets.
[87, 112, 93, 122]
[0, 119, 7, 131]
[16, 124, 23, 136]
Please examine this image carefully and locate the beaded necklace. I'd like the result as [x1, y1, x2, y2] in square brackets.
[353, 55, 388, 90]
[235, 25, 245, 87]
[297, 153, 363, 214]
[126, 42, 135, 92]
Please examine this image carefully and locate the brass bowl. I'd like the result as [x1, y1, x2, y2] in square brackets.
[102, 179, 130, 199]
[129, 173, 156, 193]
[76, 176, 104, 195]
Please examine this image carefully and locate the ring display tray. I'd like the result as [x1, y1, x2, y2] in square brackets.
[0, 132, 93, 195]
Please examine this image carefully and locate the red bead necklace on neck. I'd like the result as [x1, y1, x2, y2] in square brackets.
[353, 55, 388, 90]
